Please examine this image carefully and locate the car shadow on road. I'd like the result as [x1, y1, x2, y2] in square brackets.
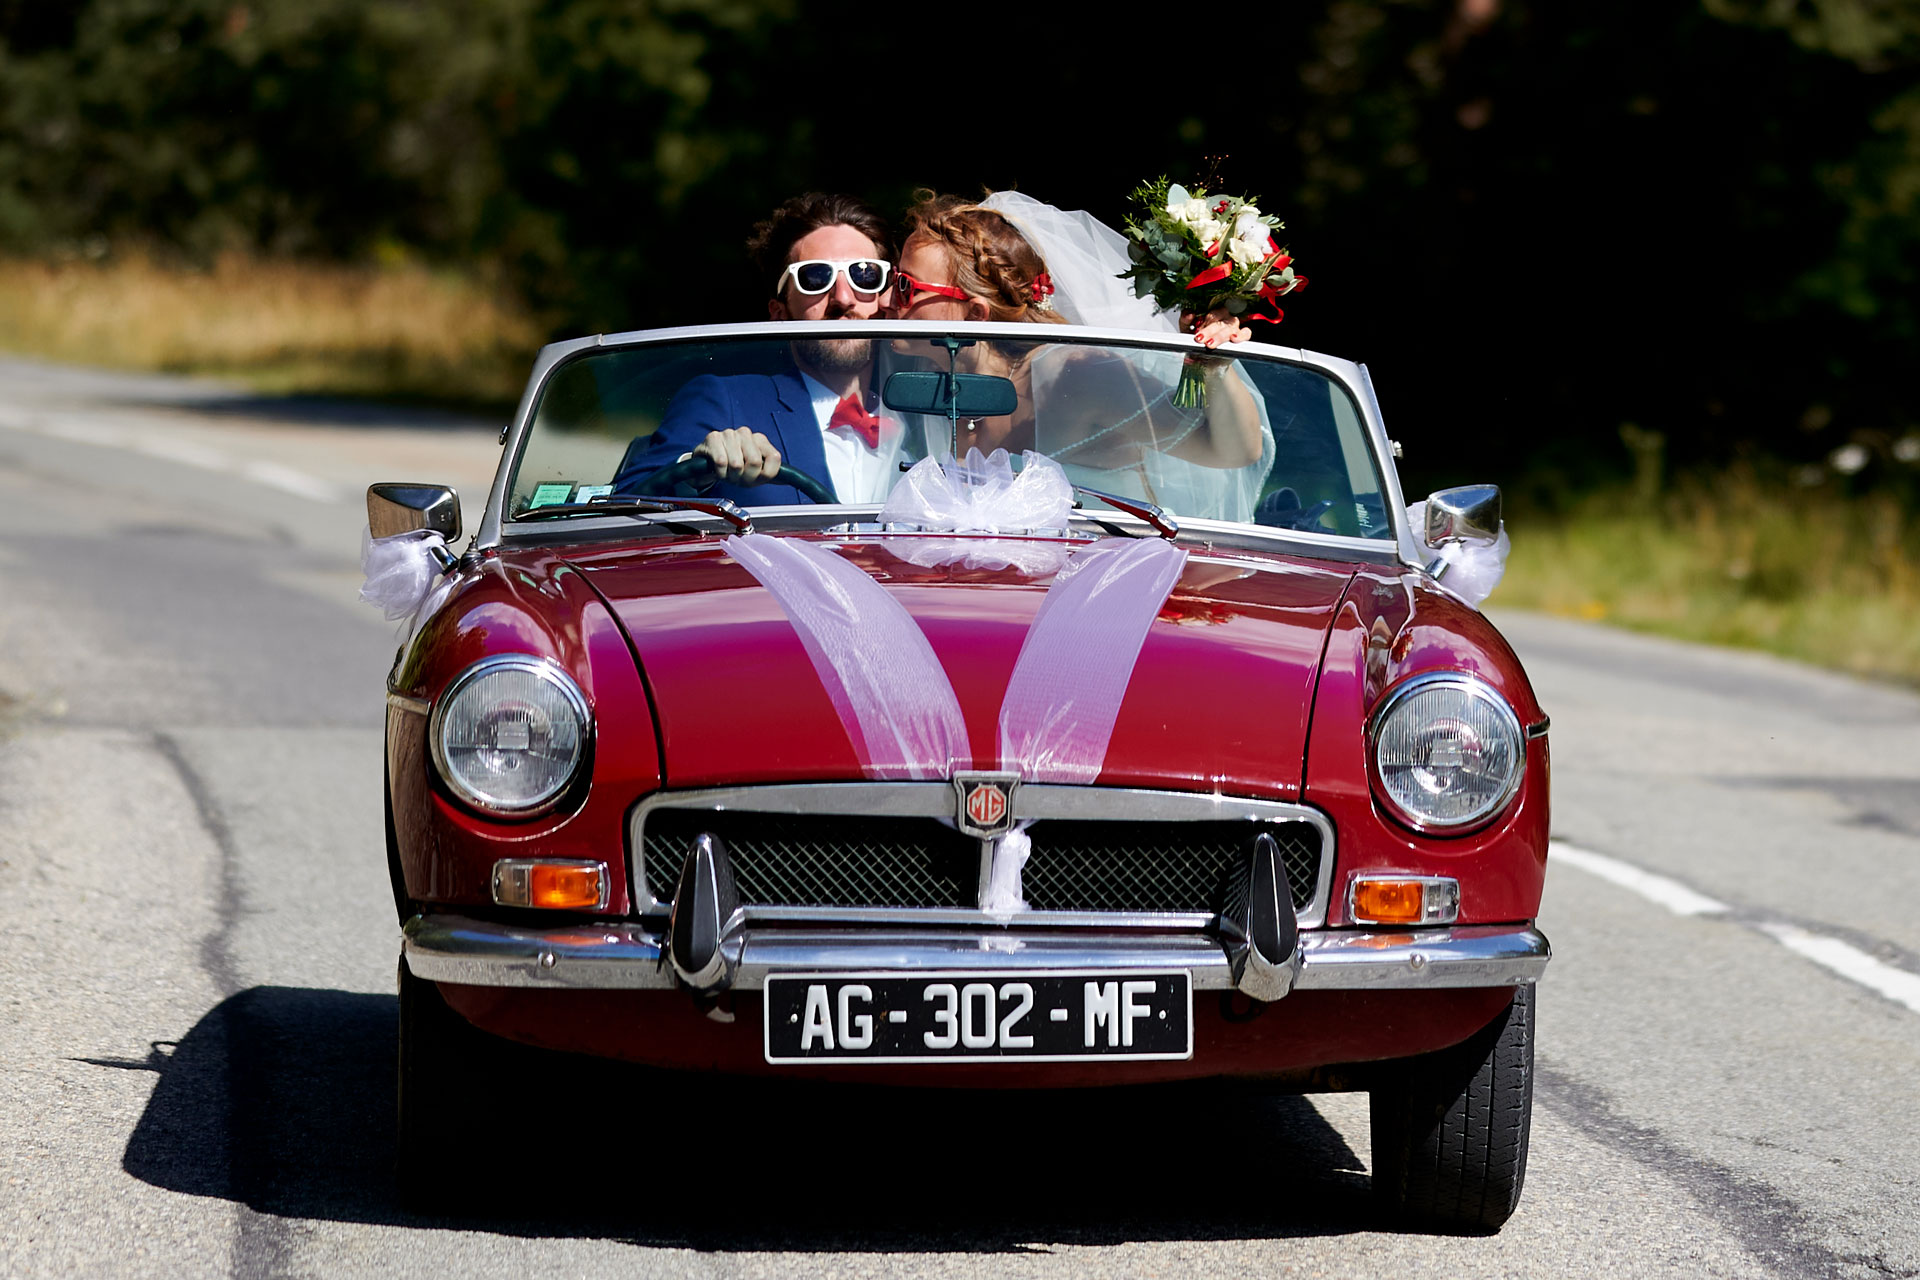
[120, 986, 1379, 1250]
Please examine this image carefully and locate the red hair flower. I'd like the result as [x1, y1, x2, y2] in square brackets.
[1029, 272, 1056, 306]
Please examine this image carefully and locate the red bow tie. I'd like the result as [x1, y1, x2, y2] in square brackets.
[828, 394, 882, 449]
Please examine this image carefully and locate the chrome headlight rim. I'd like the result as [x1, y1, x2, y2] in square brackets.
[1366, 671, 1525, 835]
[429, 654, 593, 818]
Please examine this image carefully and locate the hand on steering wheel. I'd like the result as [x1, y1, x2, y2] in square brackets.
[633, 454, 836, 505]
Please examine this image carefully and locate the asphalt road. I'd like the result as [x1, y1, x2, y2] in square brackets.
[1, 357, 1915, 1279]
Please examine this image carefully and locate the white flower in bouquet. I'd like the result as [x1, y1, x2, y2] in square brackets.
[1226, 236, 1269, 266]
[1232, 208, 1275, 252]
[1177, 203, 1226, 244]
[1166, 187, 1225, 240]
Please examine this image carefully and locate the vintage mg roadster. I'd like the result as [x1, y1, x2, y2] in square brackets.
[373, 320, 1549, 1230]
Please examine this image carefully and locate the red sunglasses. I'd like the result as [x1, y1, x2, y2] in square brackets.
[894, 271, 970, 307]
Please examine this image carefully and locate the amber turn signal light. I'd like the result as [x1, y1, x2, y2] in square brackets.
[1349, 875, 1460, 926]
[492, 859, 608, 910]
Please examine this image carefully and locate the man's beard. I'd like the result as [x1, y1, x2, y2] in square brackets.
[793, 335, 873, 376]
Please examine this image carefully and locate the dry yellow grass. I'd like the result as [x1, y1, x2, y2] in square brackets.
[1497, 467, 1920, 685]
[0, 252, 544, 406]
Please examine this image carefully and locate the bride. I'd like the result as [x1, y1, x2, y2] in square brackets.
[887, 190, 1276, 522]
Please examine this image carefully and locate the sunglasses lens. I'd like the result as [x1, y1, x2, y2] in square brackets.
[847, 260, 886, 293]
[792, 262, 836, 293]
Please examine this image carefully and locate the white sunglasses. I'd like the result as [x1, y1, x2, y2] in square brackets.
[776, 258, 891, 296]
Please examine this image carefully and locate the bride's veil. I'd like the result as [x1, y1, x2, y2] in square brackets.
[980, 191, 1176, 333]
[978, 190, 1274, 522]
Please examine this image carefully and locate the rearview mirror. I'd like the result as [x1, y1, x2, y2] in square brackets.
[882, 371, 1019, 419]
[1423, 484, 1501, 547]
[367, 483, 461, 541]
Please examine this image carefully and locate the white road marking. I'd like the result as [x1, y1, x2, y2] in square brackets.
[1554, 838, 1920, 1016]
[240, 459, 342, 503]
[1550, 839, 1730, 916]
[1758, 923, 1920, 1016]
[0, 409, 343, 504]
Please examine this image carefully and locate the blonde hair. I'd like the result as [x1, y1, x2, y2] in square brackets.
[902, 191, 1067, 325]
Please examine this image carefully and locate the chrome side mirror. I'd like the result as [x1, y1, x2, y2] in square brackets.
[368, 483, 461, 541]
[1423, 484, 1502, 548]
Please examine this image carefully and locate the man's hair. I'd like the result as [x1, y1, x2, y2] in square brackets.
[747, 192, 892, 295]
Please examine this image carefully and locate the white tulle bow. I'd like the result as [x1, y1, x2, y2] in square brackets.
[880, 448, 1075, 534]
[359, 527, 454, 624]
[979, 826, 1034, 916]
[1407, 502, 1510, 608]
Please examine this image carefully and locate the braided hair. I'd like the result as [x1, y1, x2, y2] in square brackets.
[902, 191, 1066, 325]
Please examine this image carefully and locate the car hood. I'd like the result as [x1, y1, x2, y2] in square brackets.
[573, 537, 1360, 799]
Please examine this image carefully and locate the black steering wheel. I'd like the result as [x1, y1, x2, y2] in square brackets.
[634, 455, 836, 505]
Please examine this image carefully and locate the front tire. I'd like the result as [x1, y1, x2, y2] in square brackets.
[1369, 983, 1536, 1233]
[397, 959, 508, 1210]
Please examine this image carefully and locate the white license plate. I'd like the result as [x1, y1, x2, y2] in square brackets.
[763, 970, 1193, 1064]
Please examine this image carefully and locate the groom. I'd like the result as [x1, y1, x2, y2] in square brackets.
[612, 192, 900, 506]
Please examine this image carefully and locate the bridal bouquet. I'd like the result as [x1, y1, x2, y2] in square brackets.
[1118, 177, 1306, 406]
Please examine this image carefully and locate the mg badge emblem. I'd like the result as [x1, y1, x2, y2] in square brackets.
[953, 772, 1021, 839]
[968, 785, 1006, 828]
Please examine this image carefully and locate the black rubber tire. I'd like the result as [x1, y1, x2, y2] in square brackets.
[396, 960, 506, 1211]
[1369, 984, 1536, 1233]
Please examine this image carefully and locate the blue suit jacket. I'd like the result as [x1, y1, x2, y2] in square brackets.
[611, 367, 838, 506]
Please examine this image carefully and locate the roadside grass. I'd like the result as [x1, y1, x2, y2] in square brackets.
[0, 252, 543, 411]
[1498, 467, 1920, 686]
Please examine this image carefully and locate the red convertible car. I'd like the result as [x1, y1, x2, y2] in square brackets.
[373, 320, 1549, 1230]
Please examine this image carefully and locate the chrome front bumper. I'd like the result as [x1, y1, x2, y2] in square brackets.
[403, 913, 1550, 994]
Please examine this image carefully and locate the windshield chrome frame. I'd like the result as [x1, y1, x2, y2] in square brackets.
[477, 320, 1419, 566]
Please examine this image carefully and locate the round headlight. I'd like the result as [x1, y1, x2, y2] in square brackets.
[1369, 673, 1524, 832]
[430, 656, 591, 815]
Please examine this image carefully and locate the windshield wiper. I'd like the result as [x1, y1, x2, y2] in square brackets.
[515, 496, 752, 533]
[1071, 485, 1180, 540]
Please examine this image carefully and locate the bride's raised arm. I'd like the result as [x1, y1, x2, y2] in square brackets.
[1165, 359, 1265, 468]
[1031, 340, 1266, 473]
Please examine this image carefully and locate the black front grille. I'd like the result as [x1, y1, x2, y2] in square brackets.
[643, 811, 979, 909]
[640, 810, 1322, 915]
[1019, 819, 1322, 914]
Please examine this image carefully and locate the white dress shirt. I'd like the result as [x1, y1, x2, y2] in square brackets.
[799, 372, 905, 504]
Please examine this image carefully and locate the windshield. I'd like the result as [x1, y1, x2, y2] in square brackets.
[507, 329, 1392, 538]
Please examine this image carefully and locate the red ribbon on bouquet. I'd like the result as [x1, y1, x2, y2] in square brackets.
[1185, 262, 1234, 291]
[1243, 261, 1307, 325]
